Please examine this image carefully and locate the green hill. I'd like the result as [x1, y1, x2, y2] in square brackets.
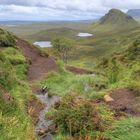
[28, 27, 80, 41]
[92, 9, 139, 32]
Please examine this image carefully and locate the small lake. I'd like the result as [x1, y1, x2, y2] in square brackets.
[77, 33, 93, 37]
[33, 41, 52, 48]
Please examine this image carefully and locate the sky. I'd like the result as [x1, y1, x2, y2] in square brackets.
[0, 0, 140, 21]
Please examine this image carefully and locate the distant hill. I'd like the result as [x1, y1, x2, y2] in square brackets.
[93, 9, 138, 32]
[28, 27, 79, 41]
[127, 9, 140, 18]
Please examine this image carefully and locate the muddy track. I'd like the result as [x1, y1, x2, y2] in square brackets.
[108, 89, 140, 116]
[17, 39, 58, 81]
[65, 65, 93, 75]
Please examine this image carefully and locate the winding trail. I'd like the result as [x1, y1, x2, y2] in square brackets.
[17, 39, 58, 81]
[17, 39, 59, 139]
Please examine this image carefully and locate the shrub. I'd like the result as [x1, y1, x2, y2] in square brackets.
[48, 95, 114, 137]
[3, 48, 26, 65]
[0, 29, 15, 47]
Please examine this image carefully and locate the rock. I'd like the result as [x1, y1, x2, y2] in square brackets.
[48, 124, 56, 134]
[41, 87, 48, 95]
[38, 128, 48, 136]
[42, 133, 53, 140]
[104, 95, 114, 103]
[37, 124, 56, 136]
[54, 101, 60, 109]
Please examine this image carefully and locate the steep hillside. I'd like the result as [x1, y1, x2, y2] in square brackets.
[0, 28, 58, 139]
[93, 9, 138, 32]
[0, 28, 35, 139]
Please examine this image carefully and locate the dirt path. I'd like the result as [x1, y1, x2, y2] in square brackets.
[108, 89, 140, 116]
[66, 65, 93, 75]
[17, 39, 58, 81]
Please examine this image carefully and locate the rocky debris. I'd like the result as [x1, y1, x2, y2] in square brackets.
[47, 124, 56, 134]
[37, 123, 56, 136]
[35, 91, 60, 139]
[104, 95, 114, 103]
[38, 128, 47, 136]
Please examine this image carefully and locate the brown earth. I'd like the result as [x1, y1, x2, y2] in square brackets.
[108, 89, 140, 116]
[66, 65, 93, 75]
[0, 87, 13, 104]
[28, 98, 45, 124]
[17, 39, 58, 81]
[16, 39, 59, 124]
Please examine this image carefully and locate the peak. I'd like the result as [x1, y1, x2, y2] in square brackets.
[109, 9, 122, 13]
[98, 9, 138, 29]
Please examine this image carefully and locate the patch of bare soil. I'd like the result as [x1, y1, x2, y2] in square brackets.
[66, 65, 93, 75]
[17, 39, 58, 81]
[108, 89, 140, 116]
[0, 86, 13, 103]
[28, 98, 45, 124]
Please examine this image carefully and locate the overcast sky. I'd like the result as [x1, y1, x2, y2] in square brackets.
[0, 0, 140, 21]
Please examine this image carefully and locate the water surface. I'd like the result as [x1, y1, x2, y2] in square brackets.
[34, 41, 52, 48]
[77, 33, 93, 37]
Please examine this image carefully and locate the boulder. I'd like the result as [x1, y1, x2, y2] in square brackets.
[48, 124, 57, 134]
[104, 95, 114, 103]
[38, 128, 47, 136]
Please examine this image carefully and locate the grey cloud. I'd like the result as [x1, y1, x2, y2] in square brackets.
[0, 0, 140, 21]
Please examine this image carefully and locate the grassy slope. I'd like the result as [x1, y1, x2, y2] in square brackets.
[39, 25, 140, 139]
[0, 29, 35, 139]
[2, 20, 140, 139]
[41, 26, 140, 70]
[44, 44, 140, 140]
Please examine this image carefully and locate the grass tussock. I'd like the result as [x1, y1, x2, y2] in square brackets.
[0, 44, 35, 139]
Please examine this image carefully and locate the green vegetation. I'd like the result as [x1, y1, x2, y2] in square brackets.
[93, 9, 138, 32]
[47, 95, 114, 139]
[41, 61, 107, 97]
[2, 8, 140, 140]
[29, 27, 79, 42]
[105, 118, 140, 140]
[41, 38, 140, 140]
[44, 35, 140, 139]
[0, 30, 34, 140]
[3, 47, 26, 65]
[1, 22, 91, 42]
[52, 37, 76, 63]
[0, 28, 15, 47]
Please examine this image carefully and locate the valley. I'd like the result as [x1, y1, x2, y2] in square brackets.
[1, 8, 140, 140]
